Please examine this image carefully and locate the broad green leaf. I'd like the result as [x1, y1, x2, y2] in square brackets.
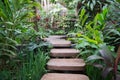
[76, 41, 90, 48]
[82, 14, 88, 26]
[86, 55, 103, 62]
[80, 8, 86, 20]
[102, 7, 108, 18]
[84, 36, 98, 44]
[94, 14, 99, 26]
[97, 14, 104, 25]
[76, 33, 82, 37]
[80, 50, 94, 55]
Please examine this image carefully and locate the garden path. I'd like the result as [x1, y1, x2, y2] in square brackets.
[41, 35, 89, 80]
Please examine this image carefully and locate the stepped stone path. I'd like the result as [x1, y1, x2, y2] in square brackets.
[41, 35, 89, 80]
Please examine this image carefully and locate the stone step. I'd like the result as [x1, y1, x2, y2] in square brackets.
[49, 35, 66, 39]
[47, 59, 85, 71]
[41, 73, 89, 80]
[43, 38, 65, 42]
[49, 40, 71, 47]
[50, 48, 79, 57]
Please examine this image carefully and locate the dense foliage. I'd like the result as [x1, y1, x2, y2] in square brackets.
[0, 0, 50, 80]
[66, 1, 120, 80]
[0, 0, 120, 80]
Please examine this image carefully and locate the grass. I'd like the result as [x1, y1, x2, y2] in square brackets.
[0, 49, 49, 80]
[15, 49, 49, 80]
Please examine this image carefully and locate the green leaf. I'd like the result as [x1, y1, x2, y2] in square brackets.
[92, 0, 96, 6]
[76, 33, 82, 37]
[80, 50, 94, 55]
[5, 37, 18, 45]
[86, 55, 103, 62]
[5, 22, 14, 25]
[94, 30, 103, 43]
[76, 41, 90, 48]
[82, 14, 88, 26]
[90, 3, 94, 11]
[80, 8, 86, 20]
[0, 9, 7, 19]
[32, 2, 41, 7]
[0, 49, 16, 57]
[84, 36, 98, 44]
[97, 14, 104, 25]
[0, 43, 17, 50]
[87, 1, 90, 9]
[94, 13, 99, 26]
[102, 7, 108, 18]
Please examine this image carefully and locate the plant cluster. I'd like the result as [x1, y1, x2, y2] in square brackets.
[67, 1, 120, 80]
[0, 0, 50, 80]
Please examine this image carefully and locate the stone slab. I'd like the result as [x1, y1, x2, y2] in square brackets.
[49, 35, 66, 39]
[41, 73, 89, 80]
[49, 40, 71, 47]
[50, 48, 79, 57]
[47, 59, 85, 71]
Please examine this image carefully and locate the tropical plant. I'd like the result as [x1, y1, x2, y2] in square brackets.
[75, 8, 88, 31]
[0, 0, 41, 61]
[108, 1, 120, 23]
[68, 7, 108, 56]
[103, 1, 120, 47]
[15, 50, 49, 80]
[67, 7, 111, 80]
[86, 45, 120, 80]
[0, 49, 49, 80]
[76, 0, 113, 19]
[0, 1, 50, 80]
